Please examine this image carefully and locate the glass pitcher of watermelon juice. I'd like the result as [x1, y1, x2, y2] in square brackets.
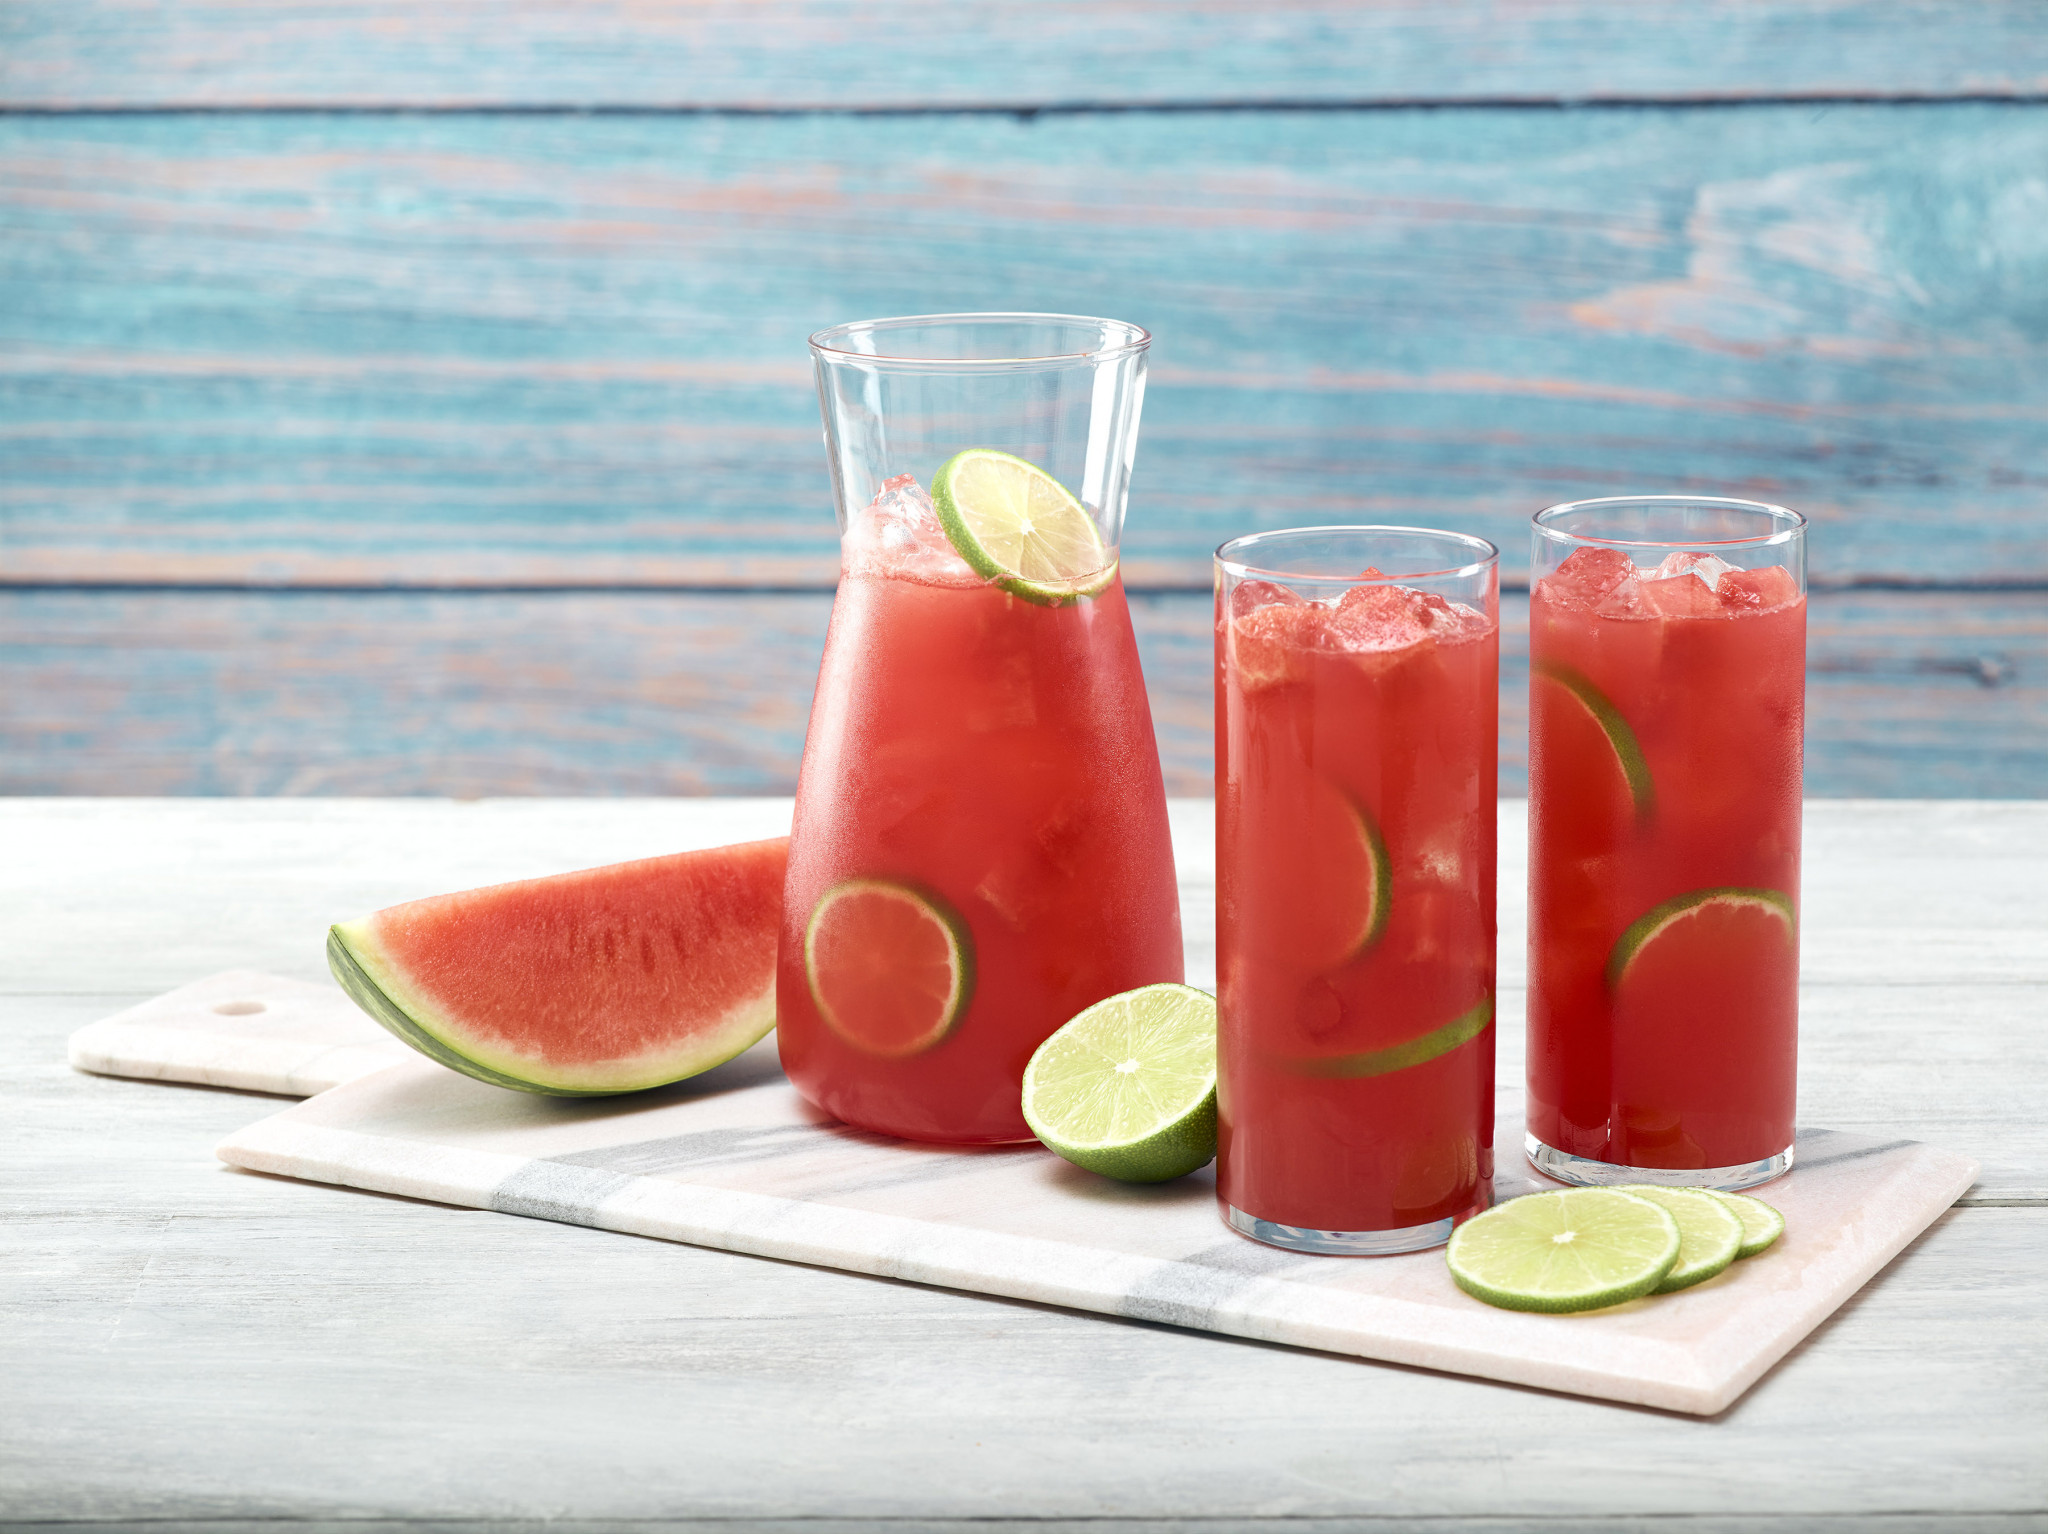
[1526, 496, 1807, 1190]
[1215, 527, 1501, 1253]
[778, 315, 1184, 1144]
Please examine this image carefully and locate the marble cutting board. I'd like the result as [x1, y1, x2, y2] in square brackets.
[71, 971, 1980, 1415]
[69, 969, 410, 1094]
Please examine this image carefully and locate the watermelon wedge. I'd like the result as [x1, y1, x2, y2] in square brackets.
[327, 837, 788, 1096]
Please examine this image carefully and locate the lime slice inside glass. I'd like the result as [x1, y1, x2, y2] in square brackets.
[1021, 983, 1217, 1183]
[1282, 995, 1492, 1079]
[804, 879, 974, 1058]
[930, 448, 1113, 605]
[1711, 1190, 1786, 1259]
[1533, 660, 1656, 826]
[1614, 1184, 1745, 1292]
[1240, 774, 1389, 971]
[1607, 887, 1796, 989]
[1447, 1188, 1681, 1313]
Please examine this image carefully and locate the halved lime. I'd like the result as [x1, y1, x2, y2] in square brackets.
[1533, 661, 1655, 825]
[1614, 1185, 1744, 1292]
[804, 879, 974, 1058]
[930, 448, 1112, 605]
[1020, 983, 1217, 1183]
[1607, 887, 1796, 989]
[1712, 1190, 1786, 1259]
[1446, 1188, 1681, 1313]
[1282, 994, 1492, 1079]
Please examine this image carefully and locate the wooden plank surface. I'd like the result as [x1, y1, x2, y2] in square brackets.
[7, 2, 2048, 109]
[5, 107, 2046, 587]
[2, 798, 2044, 1525]
[3, 588, 2042, 797]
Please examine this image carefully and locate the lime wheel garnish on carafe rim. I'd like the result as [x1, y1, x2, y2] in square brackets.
[930, 448, 1114, 605]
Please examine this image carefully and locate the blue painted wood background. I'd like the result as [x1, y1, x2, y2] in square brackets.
[2, 3, 2044, 795]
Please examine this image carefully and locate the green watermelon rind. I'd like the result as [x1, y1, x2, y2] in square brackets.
[1534, 661, 1656, 825]
[1280, 993, 1494, 1080]
[1605, 887, 1798, 991]
[327, 921, 776, 1098]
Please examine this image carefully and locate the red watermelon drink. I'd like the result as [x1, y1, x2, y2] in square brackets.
[1526, 496, 1807, 1191]
[1215, 528, 1500, 1254]
[783, 315, 1181, 1144]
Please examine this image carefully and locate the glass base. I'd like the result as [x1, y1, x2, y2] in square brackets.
[1524, 1134, 1794, 1192]
[1222, 1194, 1486, 1256]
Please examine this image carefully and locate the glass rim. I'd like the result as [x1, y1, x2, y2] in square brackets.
[1534, 495, 1807, 552]
[1214, 524, 1501, 584]
[809, 312, 1151, 370]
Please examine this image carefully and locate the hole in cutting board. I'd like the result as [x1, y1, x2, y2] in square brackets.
[212, 1001, 268, 1016]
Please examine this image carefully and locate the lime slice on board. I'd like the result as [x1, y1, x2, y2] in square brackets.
[1614, 1185, 1744, 1292]
[1281, 994, 1493, 1079]
[1239, 776, 1390, 971]
[804, 879, 974, 1058]
[1533, 661, 1655, 826]
[1607, 887, 1797, 989]
[930, 448, 1113, 605]
[1020, 983, 1217, 1183]
[1447, 1189, 1681, 1313]
[1712, 1190, 1786, 1259]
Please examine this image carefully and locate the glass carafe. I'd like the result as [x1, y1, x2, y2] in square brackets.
[778, 314, 1183, 1143]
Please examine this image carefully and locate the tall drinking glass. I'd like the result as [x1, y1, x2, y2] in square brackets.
[1215, 528, 1500, 1253]
[781, 314, 1183, 1144]
[1526, 496, 1807, 1190]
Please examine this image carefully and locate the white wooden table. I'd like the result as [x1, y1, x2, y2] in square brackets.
[4, 799, 2045, 1530]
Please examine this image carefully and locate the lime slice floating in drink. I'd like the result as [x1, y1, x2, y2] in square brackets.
[1712, 1190, 1786, 1259]
[1533, 661, 1655, 826]
[1281, 994, 1492, 1079]
[1446, 1188, 1681, 1313]
[930, 448, 1113, 605]
[1020, 983, 1217, 1183]
[1607, 887, 1797, 989]
[1241, 775, 1390, 971]
[1613, 1185, 1745, 1292]
[804, 878, 974, 1058]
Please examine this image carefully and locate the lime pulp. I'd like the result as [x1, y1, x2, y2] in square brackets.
[1712, 1190, 1786, 1259]
[1615, 1185, 1745, 1292]
[929, 448, 1113, 605]
[1607, 887, 1796, 988]
[1533, 661, 1655, 823]
[803, 878, 973, 1059]
[1021, 983, 1217, 1183]
[1447, 1188, 1681, 1313]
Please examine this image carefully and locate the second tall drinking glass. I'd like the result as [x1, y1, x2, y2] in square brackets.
[1216, 528, 1500, 1253]
[1526, 496, 1807, 1190]
[779, 314, 1183, 1145]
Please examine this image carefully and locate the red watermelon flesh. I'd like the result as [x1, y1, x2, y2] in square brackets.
[328, 837, 788, 1095]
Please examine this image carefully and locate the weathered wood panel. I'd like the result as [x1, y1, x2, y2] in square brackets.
[6, 2, 2048, 109]
[2, 588, 2040, 796]
[4, 108, 2045, 587]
